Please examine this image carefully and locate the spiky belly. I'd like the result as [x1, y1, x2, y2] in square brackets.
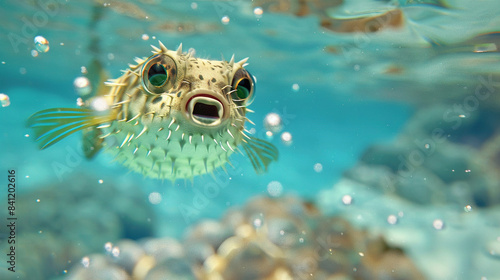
[102, 118, 240, 180]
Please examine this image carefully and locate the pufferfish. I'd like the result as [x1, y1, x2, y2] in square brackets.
[27, 42, 278, 180]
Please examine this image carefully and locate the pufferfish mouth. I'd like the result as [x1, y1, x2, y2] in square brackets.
[184, 91, 228, 127]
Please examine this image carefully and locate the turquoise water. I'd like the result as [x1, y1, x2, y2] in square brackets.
[1, 0, 499, 279]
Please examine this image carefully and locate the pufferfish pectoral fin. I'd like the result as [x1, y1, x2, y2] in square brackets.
[26, 108, 114, 150]
[242, 136, 279, 174]
[82, 127, 104, 159]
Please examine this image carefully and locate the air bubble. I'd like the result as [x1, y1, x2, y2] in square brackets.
[253, 218, 263, 228]
[280, 132, 292, 146]
[264, 113, 283, 133]
[432, 219, 444, 230]
[81, 256, 90, 268]
[342, 195, 352, 205]
[141, 34, 149, 40]
[253, 7, 263, 17]
[74, 76, 92, 96]
[292, 83, 300, 92]
[313, 163, 323, 173]
[267, 181, 283, 197]
[221, 15, 230, 25]
[0, 93, 10, 107]
[387, 215, 398, 225]
[104, 242, 113, 252]
[111, 246, 120, 257]
[148, 192, 162, 204]
[464, 205, 472, 212]
[34, 36, 49, 53]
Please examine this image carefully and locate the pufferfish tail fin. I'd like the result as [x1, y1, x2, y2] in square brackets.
[242, 136, 279, 174]
[26, 108, 114, 150]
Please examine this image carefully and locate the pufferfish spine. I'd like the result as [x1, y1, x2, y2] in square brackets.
[27, 42, 278, 181]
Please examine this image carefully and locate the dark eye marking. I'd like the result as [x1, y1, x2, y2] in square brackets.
[151, 96, 162, 104]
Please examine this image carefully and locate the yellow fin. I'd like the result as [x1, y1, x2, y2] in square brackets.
[85, 59, 110, 100]
[242, 136, 279, 174]
[26, 108, 114, 150]
[81, 59, 110, 158]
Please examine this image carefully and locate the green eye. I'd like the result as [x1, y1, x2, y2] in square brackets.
[141, 54, 177, 95]
[148, 63, 168, 87]
[231, 68, 255, 105]
[236, 78, 251, 99]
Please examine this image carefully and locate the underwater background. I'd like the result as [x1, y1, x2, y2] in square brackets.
[1, 0, 500, 279]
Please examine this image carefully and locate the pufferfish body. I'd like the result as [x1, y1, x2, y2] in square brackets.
[27, 42, 278, 180]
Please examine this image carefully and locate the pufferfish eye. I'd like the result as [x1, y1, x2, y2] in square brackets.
[141, 54, 177, 95]
[231, 68, 255, 106]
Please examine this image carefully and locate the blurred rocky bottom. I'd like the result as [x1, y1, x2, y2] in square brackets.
[67, 196, 423, 280]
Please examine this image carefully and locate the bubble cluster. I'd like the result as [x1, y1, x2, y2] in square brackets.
[74, 76, 92, 96]
[76, 97, 84, 107]
[264, 112, 283, 133]
[34, 36, 50, 53]
[0, 93, 10, 107]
